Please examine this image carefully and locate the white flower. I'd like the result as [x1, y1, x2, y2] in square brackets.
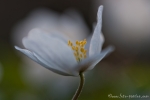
[15, 5, 114, 76]
[12, 7, 89, 85]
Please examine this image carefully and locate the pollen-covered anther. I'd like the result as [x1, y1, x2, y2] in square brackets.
[68, 40, 73, 46]
[72, 46, 75, 50]
[84, 50, 86, 54]
[84, 55, 86, 58]
[83, 40, 87, 45]
[68, 39, 87, 62]
[68, 40, 70, 46]
[76, 40, 79, 45]
[74, 52, 77, 56]
[75, 46, 78, 51]
[80, 54, 83, 58]
[80, 48, 84, 53]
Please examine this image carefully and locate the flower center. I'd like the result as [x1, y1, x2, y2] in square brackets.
[68, 39, 87, 62]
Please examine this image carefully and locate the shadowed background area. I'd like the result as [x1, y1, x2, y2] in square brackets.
[0, 0, 150, 100]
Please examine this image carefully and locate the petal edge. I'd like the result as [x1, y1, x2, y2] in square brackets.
[15, 46, 75, 76]
[89, 5, 104, 56]
[77, 46, 114, 72]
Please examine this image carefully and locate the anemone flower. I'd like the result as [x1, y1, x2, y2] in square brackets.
[12, 6, 90, 97]
[15, 5, 114, 100]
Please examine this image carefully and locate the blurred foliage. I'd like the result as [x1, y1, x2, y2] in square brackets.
[0, 41, 150, 100]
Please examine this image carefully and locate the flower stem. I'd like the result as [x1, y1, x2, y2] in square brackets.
[72, 72, 85, 100]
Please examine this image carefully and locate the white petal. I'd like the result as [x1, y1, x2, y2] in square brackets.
[27, 28, 68, 43]
[76, 46, 114, 72]
[23, 29, 78, 76]
[15, 46, 38, 62]
[84, 34, 92, 57]
[89, 5, 104, 56]
[15, 46, 74, 76]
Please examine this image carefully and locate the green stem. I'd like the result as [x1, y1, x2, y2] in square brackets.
[72, 72, 85, 100]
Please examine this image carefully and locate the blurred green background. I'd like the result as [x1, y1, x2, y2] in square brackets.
[0, 0, 150, 100]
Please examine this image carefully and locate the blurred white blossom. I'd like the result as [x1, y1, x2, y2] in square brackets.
[15, 6, 113, 76]
[13, 5, 113, 98]
[12, 7, 92, 97]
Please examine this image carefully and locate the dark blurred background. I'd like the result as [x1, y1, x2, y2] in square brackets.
[0, 0, 150, 100]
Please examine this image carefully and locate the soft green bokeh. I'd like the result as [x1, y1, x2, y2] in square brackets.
[0, 41, 150, 100]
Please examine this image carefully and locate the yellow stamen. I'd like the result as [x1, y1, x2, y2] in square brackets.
[76, 46, 78, 51]
[68, 40, 70, 46]
[84, 55, 86, 58]
[76, 40, 79, 45]
[80, 54, 82, 58]
[68, 39, 87, 62]
[72, 46, 75, 50]
[80, 48, 84, 53]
